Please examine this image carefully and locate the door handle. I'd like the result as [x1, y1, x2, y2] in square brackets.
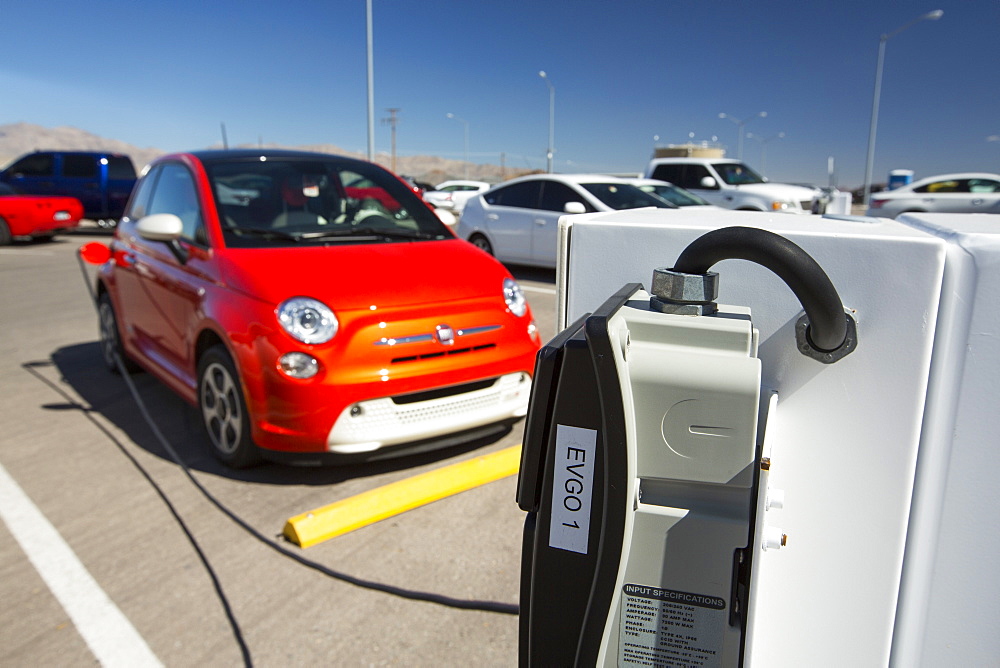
[487, 214, 499, 220]
[119, 253, 136, 267]
[534, 219, 547, 226]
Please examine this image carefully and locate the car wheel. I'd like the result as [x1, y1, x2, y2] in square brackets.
[469, 233, 493, 256]
[197, 345, 262, 468]
[98, 292, 139, 374]
[0, 217, 11, 246]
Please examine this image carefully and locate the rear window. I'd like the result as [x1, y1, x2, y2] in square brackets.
[484, 181, 541, 209]
[108, 156, 137, 180]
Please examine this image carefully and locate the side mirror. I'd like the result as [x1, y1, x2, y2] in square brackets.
[700, 176, 718, 189]
[435, 208, 457, 227]
[136, 213, 184, 242]
[564, 201, 587, 214]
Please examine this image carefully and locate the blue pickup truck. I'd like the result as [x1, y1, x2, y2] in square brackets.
[0, 151, 137, 228]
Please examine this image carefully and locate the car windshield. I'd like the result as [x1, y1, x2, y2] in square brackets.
[579, 183, 676, 210]
[713, 162, 766, 186]
[206, 158, 450, 248]
[639, 184, 710, 207]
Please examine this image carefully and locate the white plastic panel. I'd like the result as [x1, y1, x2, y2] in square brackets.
[559, 209, 947, 666]
[890, 213, 1000, 666]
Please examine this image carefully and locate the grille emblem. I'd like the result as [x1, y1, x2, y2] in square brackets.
[435, 324, 455, 346]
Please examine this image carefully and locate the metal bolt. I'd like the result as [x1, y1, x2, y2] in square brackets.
[650, 267, 719, 304]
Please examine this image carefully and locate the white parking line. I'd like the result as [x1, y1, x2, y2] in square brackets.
[522, 285, 557, 295]
[0, 462, 162, 667]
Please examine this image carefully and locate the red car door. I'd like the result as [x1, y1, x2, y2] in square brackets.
[118, 162, 214, 388]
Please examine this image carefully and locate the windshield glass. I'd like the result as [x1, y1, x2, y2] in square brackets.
[579, 183, 675, 210]
[206, 158, 450, 248]
[638, 183, 710, 207]
[713, 162, 766, 186]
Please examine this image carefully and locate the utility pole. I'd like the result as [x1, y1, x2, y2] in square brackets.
[382, 108, 400, 173]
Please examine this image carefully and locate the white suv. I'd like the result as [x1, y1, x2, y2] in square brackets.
[644, 158, 817, 213]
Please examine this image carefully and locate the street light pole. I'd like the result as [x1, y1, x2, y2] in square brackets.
[862, 9, 944, 206]
[746, 132, 785, 176]
[719, 111, 766, 160]
[365, 0, 375, 162]
[446, 113, 470, 179]
[539, 71, 555, 173]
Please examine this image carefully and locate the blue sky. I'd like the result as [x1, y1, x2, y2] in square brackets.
[2, 0, 997, 187]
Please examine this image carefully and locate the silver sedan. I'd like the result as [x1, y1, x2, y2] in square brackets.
[866, 173, 1000, 218]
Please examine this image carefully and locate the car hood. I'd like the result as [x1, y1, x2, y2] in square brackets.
[218, 239, 512, 310]
[733, 183, 817, 200]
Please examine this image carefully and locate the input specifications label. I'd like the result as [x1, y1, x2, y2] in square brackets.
[619, 584, 725, 667]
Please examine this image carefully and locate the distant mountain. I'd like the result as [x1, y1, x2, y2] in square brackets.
[0, 122, 531, 185]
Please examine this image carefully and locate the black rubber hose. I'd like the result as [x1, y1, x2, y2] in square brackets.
[672, 226, 848, 352]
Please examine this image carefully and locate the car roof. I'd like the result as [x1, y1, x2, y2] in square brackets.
[628, 178, 675, 186]
[436, 180, 490, 187]
[493, 173, 639, 188]
[906, 172, 1000, 186]
[175, 148, 377, 169]
[648, 157, 742, 164]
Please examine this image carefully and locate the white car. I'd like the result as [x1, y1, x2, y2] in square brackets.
[866, 173, 1000, 218]
[628, 178, 720, 208]
[458, 174, 676, 268]
[423, 180, 490, 213]
[644, 157, 818, 213]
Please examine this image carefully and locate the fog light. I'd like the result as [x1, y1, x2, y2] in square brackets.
[278, 352, 319, 378]
[350, 405, 363, 417]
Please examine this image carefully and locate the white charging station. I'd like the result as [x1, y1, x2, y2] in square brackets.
[525, 208, 999, 665]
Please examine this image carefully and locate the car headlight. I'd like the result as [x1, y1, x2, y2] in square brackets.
[503, 278, 527, 317]
[771, 200, 792, 211]
[277, 297, 338, 344]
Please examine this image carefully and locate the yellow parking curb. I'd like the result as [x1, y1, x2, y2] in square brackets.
[283, 445, 522, 548]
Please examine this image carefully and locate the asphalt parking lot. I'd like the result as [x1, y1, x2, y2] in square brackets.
[0, 231, 557, 666]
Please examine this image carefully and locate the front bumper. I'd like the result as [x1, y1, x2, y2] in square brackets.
[325, 372, 531, 454]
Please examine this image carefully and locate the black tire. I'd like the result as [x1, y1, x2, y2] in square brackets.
[469, 233, 493, 256]
[0, 217, 11, 246]
[98, 292, 139, 374]
[197, 345, 261, 468]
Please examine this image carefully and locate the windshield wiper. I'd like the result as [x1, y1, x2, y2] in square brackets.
[366, 229, 440, 241]
[298, 227, 440, 242]
[227, 227, 301, 241]
[296, 227, 381, 241]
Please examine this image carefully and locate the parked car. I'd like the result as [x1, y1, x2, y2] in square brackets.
[627, 178, 718, 208]
[458, 174, 676, 268]
[865, 173, 1000, 218]
[0, 182, 83, 243]
[643, 157, 818, 213]
[424, 180, 491, 213]
[0, 151, 137, 227]
[81, 149, 541, 467]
